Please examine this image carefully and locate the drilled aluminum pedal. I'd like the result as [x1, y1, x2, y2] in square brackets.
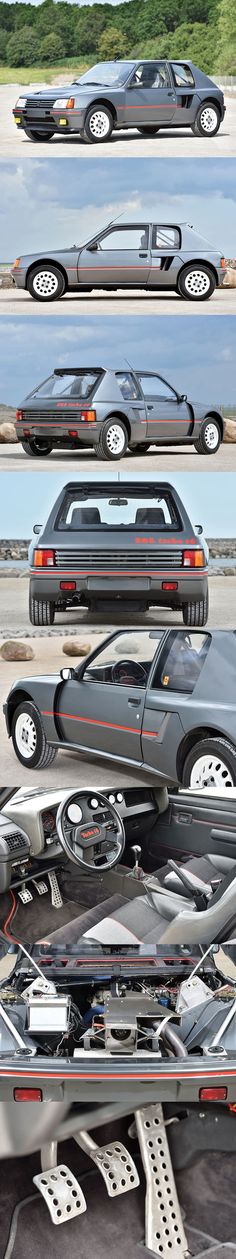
[90, 1141, 139, 1197]
[48, 872, 63, 909]
[135, 1105, 189, 1258]
[32, 879, 48, 896]
[18, 888, 33, 903]
[33, 1164, 87, 1224]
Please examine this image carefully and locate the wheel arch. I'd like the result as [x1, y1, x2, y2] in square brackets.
[85, 97, 117, 123]
[176, 725, 235, 782]
[104, 410, 131, 439]
[178, 259, 219, 286]
[203, 410, 224, 439]
[7, 688, 36, 734]
[197, 96, 222, 119]
[25, 259, 68, 290]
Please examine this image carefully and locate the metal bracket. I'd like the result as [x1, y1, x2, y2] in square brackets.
[33, 1164, 87, 1224]
[75, 1130, 139, 1197]
[135, 1104, 189, 1258]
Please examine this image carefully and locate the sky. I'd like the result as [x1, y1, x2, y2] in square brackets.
[1, 315, 236, 408]
[1, 159, 236, 261]
[0, 469, 235, 537]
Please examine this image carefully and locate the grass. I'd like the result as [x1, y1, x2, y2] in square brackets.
[0, 58, 90, 84]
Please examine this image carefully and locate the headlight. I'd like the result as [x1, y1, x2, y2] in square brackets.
[54, 97, 69, 109]
[16, 97, 27, 108]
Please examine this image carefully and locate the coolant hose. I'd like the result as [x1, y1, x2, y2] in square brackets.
[160, 1022, 188, 1059]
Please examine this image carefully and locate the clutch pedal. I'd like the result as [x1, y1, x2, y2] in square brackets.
[18, 888, 33, 903]
[135, 1104, 189, 1258]
[33, 1164, 87, 1224]
[48, 872, 63, 909]
[75, 1131, 139, 1197]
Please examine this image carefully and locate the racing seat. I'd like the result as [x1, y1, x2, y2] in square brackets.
[153, 851, 236, 898]
[70, 508, 101, 527]
[135, 509, 166, 526]
[46, 862, 236, 947]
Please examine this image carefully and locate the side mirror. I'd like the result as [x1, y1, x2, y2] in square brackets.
[88, 242, 98, 252]
[178, 394, 187, 403]
[60, 667, 75, 681]
[33, 524, 42, 535]
[195, 525, 203, 535]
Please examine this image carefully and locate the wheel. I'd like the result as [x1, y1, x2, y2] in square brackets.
[182, 590, 209, 627]
[29, 593, 55, 626]
[27, 264, 65, 302]
[95, 417, 128, 460]
[83, 105, 113, 143]
[11, 700, 57, 770]
[177, 264, 215, 301]
[182, 737, 236, 789]
[191, 103, 221, 137]
[193, 417, 221, 455]
[24, 128, 55, 142]
[137, 126, 160, 135]
[21, 439, 53, 457]
[130, 443, 150, 454]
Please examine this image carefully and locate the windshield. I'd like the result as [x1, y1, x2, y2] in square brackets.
[76, 61, 134, 87]
[29, 371, 101, 400]
[56, 491, 181, 531]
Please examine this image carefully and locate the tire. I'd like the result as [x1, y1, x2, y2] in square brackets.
[182, 589, 209, 627]
[11, 700, 57, 770]
[177, 264, 215, 302]
[137, 126, 160, 135]
[191, 103, 221, 138]
[130, 443, 151, 454]
[182, 737, 236, 790]
[24, 128, 55, 142]
[21, 439, 53, 458]
[27, 264, 65, 302]
[83, 105, 113, 143]
[193, 417, 221, 455]
[29, 593, 55, 626]
[95, 417, 128, 460]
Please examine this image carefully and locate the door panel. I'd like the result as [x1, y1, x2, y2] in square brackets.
[56, 679, 145, 761]
[146, 793, 236, 867]
[145, 398, 190, 440]
[78, 230, 151, 287]
[141, 690, 183, 780]
[124, 85, 177, 125]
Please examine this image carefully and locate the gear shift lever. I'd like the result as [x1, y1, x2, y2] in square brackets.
[130, 845, 143, 879]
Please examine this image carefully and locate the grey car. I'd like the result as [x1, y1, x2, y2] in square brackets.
[11, 218, 226, 303]
[16, 366, 224, 461]
[13, 59, 226, 145]
[4, 628, 236, 786]
[28, 480, 209, 627]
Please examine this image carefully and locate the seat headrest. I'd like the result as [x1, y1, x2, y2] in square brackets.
[135, 508, 166, 526]
[70, 507, 101, 526]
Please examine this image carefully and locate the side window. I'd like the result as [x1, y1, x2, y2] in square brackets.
[153, 226, 181, 249]
[171, 63, 195, 87]
[138, 374, 176, 401]
[83, 632, 163, 687]
[116, 372, 140, 401]
[130, 62, 170, 89]
[98, 227, 149, 251]
[152, 631, 210, 694]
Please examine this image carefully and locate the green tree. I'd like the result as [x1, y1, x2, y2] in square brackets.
[6, 25, 40, 65]
[0, 29, 7, 61]
[34, 2, 56, 38]
[135, 0, 180, 38]
[216, 0, 236, 70]
[14, 4, 37, 29]
[98, 25, 128, 59]
[74, 7, 109, 56]
[39, 31, 65, 62]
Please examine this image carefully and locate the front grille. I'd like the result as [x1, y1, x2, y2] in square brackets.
[25, 98, 56, 111]
[54, 548, 183, 571]
[21, 410, 82, 424]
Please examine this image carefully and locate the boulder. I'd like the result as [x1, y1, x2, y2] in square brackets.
[223, 268, 236, 287]
[0, 422, 18, 444]
[62, 639, 91, 657]
[0, 640, 35, 661]
[224, 417, 236, 443]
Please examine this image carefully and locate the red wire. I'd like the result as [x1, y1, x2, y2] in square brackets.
[3, 889, 19, 943]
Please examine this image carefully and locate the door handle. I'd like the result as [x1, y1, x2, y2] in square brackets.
[147, 405, 154, 411]
[139, 252, 148, 257]
[168, 91, 175, 97]
[128, 697, 141, 706]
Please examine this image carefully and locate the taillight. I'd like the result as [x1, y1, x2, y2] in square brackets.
[66, 97, 75, 109]
[183, 549, 204, 568]
[14, 1088, 42, 1101]
[162, 582, 178, 591]
[34, 549, 55, 568]
[81, 409, 96, 423]
[12, 258, 21, 270]
[15, 409, 23, 421]
[199, 1087, 227, 1101]
[220, 257, 226, 268]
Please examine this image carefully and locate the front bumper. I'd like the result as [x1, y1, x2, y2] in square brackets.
[30, 571, 208, 607]
[13, 107, 85, 135]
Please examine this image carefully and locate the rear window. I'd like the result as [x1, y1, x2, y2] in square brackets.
[116, 372, 140, 400]
[29, 371, 101, 400]
[152, 631, 210, 694]
[171, 63, 195, 87]
[55, 491, 182, 531]
[152, 226, 181, 249]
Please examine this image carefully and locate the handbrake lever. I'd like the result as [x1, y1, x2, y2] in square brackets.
[168, 860, 209, 911]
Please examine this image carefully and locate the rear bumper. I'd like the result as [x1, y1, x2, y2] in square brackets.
[30, 571, 208, 607]
[16, 421, 101, 447]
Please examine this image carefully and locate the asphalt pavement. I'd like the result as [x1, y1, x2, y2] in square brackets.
[0, 287, 235, 317]
[1, 440, 235, 472]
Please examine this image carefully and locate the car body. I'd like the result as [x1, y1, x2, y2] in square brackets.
[4, 628, 236, 786]
[28, 479, 209, 626]
[11, 218, 226, 303]
[12, 59, 225, 145]
[16, 365, 224, 461]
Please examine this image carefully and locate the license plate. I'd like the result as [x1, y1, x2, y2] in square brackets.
[87, 577, 150, 590]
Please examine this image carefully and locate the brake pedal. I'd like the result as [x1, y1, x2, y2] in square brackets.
[75, 1131, 139, 1197]
[135, 1104, 189, 1258]
[32, 880, 48, 896]
[18, 888, 33, 903]
[48, 872, 63, 909]
[33, 1164, 87, 1224]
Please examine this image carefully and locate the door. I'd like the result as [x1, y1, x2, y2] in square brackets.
[78, 225, 151, 288]
[146, 792, 236, 868]
[149, 224, 182, 289]
[137, 373, 191, 441]
[141, 630, 211, 778]
[123, 61, 177, 125]
[56, 632, 162, 763]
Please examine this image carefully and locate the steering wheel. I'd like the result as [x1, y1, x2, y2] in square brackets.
[111, 659, 147, 685]
[56, 790, 126, 872]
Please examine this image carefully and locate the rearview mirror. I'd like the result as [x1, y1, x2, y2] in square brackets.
[33, 524, 42, 535]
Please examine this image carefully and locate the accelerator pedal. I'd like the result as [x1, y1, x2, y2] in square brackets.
[75, 1131, 139, 1197]
[33, 1164, 87, 1224]
[48, 872, 63, 909]
[135, 1104, 189, 1258]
